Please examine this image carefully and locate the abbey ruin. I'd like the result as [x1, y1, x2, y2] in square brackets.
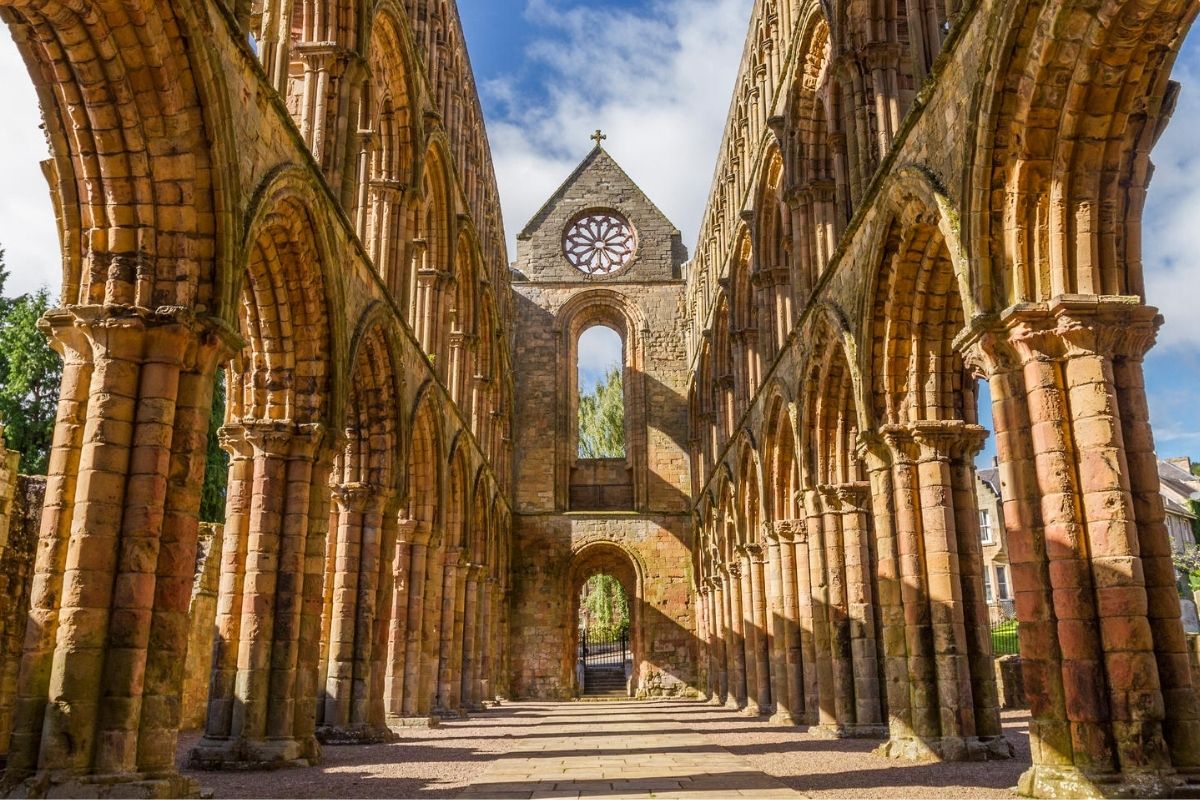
[0, 0, 1193, 796]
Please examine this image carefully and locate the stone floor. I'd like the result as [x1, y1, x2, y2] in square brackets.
[179, 701, 1031, 799]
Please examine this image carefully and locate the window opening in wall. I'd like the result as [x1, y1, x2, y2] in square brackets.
[995, 565, 1011, 602]
[979, 509, 992, 544]
[577, 324, 624, 458]
[983, 568, 993, 604]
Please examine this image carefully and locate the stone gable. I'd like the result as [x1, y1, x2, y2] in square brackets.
[514, 147, 688, 283]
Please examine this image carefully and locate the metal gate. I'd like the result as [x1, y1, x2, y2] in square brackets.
[578, 628, 629, 669]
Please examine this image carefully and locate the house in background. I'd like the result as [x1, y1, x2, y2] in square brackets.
[976, 456, 1200, 625]
[1159, 457, 1200, 554]
[976, 466, 1014, 623]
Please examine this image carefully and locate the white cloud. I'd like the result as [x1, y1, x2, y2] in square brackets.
[0, 33, 57, 299]
[1144, 48, 1200, 351]
[483, 0, 752, 263]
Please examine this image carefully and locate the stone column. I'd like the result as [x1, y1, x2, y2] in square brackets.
[0, 308, 229, 796]
[418, 536, 447, 715]
[319, 483, 395, 743]
[834, 482, 884, 735]
[723, 565, 747, 709]
[384, 519, 417, 721]
[709, 577, 729, 705]
[764, 524, 794, 724]
[857, 435, 912, 744]
[477, 575, 496, 706]
[747, 544, 772, 715]
[803, 489, 837, 730]
[738, 548, 762, 715]
[191, 420, 337, 769]
[400, 524, 438, 721]
[790, 517, 819, 723]
[770, 520, 804, 724]
[962, 298, 1200, 796]
[434, 548, 463, 717]
[461, 564, 484, 712]
[816, 487, 856, 733]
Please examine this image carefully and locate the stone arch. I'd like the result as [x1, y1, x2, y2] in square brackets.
[794, 307, 885, 736]
[0, 0, 219, 311]
[782, 6, 842, 290]
[359, 1, 420, 296]
[856, 182, 1006, 762]
[193, 169, 345, 770]
[966, 0, 1198, 306]
[555, 289, 649, 511]
[432, 444, 471, 715]
[566, 540, 645, 696]
[752, 149, 794, 354]
[410, 140, 456, 367]
[729, 227, 760, 411]
[860, 172, 977, 429]
[316, 310, 403, 743]
[762, 384, 801, 523]
[447, 228, 480, 405]
[228, 168, 343, 426]
[711, 292, 735, 451]
[384, 383, 445, 721]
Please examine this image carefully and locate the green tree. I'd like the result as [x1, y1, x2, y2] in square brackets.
[199, 371, 229, 522]
[0, 250, 61, 473]
[581, 574, 629, 638]
[578, 366, 624, 458]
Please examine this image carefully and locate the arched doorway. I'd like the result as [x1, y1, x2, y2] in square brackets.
[566, 542, 643, 698]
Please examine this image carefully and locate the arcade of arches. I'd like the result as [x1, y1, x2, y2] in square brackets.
[0, 0, 1195, 797]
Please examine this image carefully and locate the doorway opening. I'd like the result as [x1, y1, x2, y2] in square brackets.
[577, 574, 631, 697]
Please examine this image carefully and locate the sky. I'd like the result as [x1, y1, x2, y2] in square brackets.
[0, 1, 1196, 462]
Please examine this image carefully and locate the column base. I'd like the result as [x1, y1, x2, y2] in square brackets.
[5, 771, 201, 799]
[813, 723, 888, 739]
[875, 734, 1013, 762]
[188, 735, 320, 770]
[464, 701, 486, 713]
[769, 711, 801, 726]
[741, 701, 766, 717]
[725, 698, 746, 711]
[315, 724, 399, 745]
[432, 706, 467, 720]
[1017, 765, 1182, 799]
[386, 715, 440, 729]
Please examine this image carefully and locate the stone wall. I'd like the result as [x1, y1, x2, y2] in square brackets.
[181, 523, 225, 731]
[510, 514, 695, 699]
[0, 473, 42, 763]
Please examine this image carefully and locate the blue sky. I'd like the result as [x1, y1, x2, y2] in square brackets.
[0, 1, 1195, 463]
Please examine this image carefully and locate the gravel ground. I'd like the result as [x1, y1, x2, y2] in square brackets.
[177, 701, 1030, 799]
[690, 702, 1030, 799]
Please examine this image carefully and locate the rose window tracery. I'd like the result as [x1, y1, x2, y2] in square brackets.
[563, 210, 636, 275]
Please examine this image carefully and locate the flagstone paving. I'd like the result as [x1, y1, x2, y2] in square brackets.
[458, 701, 800, 799]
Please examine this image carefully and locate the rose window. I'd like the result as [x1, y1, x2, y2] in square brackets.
[563, 210, 636, 275]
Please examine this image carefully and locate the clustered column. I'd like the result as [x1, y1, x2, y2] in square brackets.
[191, 420, 337, 768]
[6, 308, 229, 796]
[967, 298, 1200, 797]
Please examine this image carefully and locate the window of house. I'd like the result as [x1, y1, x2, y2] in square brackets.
[995, 565, 1010, 601]
[577, 324, 624, 458]
[979, 508, 993, 544]
[983, 567, 994, 604]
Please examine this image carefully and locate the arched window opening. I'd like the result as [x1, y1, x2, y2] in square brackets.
[576, 324, 624, 459]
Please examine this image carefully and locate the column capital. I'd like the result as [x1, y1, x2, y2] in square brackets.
[331, 482, 389, 513]
[41, 304, 241, 369]
[397, 518, 433, 547]
[897, 420, 989, 462]
[726, 560, 742, 579]
[827, 482, 870, 513]
[959, 295, 1161, 374]
[767, 517, 807, 544]
[855, 430, 892, 472]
